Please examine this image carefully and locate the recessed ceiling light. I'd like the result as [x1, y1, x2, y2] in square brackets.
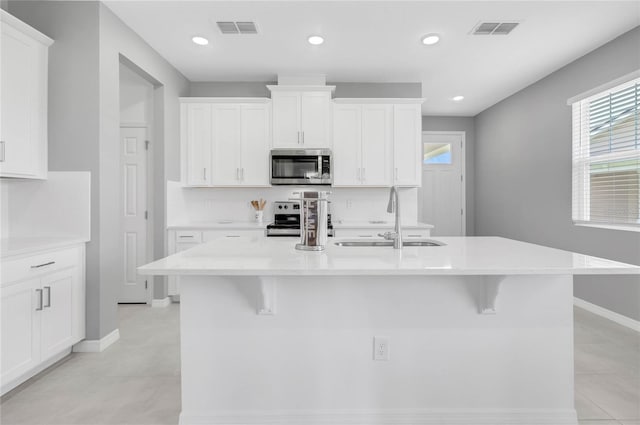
[452, 95, 465, 102]
[192, 36, 209, 46]
[421, 34, 440, 45]
[308, 35, 324, 45]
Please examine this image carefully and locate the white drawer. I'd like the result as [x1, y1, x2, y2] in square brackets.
[403, 229, 431, 238]
[336, 229, 381, 238]
[1, 246, 80, 287]
[175, 231, 202, 243]
[202, 229, 265, 242]
[336, 228, 431, 239]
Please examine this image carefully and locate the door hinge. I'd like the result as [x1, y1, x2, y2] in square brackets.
[145, 140, 150, 151]
[144, 211, 148, 220]
[145, 280, 148, 289]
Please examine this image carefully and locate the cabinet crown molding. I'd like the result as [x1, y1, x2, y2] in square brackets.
[179, 97, 271, 104]
[267, 85, 336, 93]
[0, 10, 53, 46]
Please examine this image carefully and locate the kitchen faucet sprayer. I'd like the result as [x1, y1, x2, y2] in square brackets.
[380, 186, 402, 249]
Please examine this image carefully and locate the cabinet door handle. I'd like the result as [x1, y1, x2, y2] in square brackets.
[240, 168, 244, 181]
[44, 286, 51, 308]
[357, 168, 361, 181]
[0, 141, 5, 162]
[203, 168, 207, 180]
[302, 132, 305, 145]
[35, 289, 43, 311]
[297, 131, 301, 144]
[31, 261, 55, 269]
[362, 168, 365, 180]
[236, 168, 240, 180]
[395, 168, 398, 180]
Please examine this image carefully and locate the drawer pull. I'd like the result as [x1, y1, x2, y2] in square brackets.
[407, 234, 422, 238]
[179, 235, 194, 238]
[44, 286, 51, 308]
[35, 289, 43, 311]
[358, 235, 373, 238]
[225, 235, 240, 238]
[31, 261, 55, 269]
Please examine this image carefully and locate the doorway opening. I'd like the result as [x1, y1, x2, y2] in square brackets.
[118, 60, 155, 304]
[420, 131, 466, 236]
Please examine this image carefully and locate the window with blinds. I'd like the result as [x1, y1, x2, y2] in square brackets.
[571, 76, 640, 229]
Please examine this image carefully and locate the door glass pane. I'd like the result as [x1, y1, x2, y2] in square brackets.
[424, 143, 452, 164]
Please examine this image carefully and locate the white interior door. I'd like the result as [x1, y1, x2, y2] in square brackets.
[421, 132, 465, 236]
[120, 127, 148, 302]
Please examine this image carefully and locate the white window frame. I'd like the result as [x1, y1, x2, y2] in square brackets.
[568, 71, 640, 232]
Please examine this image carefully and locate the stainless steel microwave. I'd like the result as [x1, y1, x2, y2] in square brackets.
[270, 149, 332, 185]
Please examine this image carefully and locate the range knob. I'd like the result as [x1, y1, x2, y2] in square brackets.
[278, 205, 283, 210]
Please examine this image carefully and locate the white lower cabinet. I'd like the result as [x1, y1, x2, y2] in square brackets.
[0, 244, 85, 395]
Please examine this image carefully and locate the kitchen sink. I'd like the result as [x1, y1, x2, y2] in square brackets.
[334, 239, 445, 247]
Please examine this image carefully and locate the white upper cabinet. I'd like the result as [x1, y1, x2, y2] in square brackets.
[181, 103, 212, 186]
[180, 98, 271, 187]
[393, 103, 422, 187]
[211, 104, 241, 186]
[239, 104, 270, 186]
[333, 103, 392, 187]
[0, 10, 53, 179]
[269, 86, 334, 148]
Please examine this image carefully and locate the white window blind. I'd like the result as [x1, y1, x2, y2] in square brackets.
[571, 76, 640, 229]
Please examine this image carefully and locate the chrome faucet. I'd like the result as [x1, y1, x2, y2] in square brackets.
[379, 186, 402, 249]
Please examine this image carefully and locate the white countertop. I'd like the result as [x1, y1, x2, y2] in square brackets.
[168, 221, 433, 230]
[168, 221, 267, 230]
[1, 236, 89, 258]
[332, 221, 433, 229]
[138, 236, 639, 276]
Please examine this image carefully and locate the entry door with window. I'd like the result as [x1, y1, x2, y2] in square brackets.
[420, 132, 465, 236]
[120, 127, 149, 303]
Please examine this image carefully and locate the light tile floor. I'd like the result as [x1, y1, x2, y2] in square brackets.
[1, 304, 638, 424]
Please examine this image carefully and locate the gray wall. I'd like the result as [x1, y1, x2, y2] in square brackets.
[475, 26, 640, 320]
[8, 1, 189, 340]
[189, 82, 422, 98]
[8, 0, 104, 338]
[422, 117, 476, 236]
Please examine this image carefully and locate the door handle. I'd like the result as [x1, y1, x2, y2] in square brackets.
[302, 132, 304, 145]
[297, 131, 301, 144]
[203, 168, 207, 180]
[236, 168, 240, 180]
[357, 168, 360, 181]
[362, 168, 365, 180]
[241, 168, 244, 181]
[0, 141, 5, 162]
[35, 289, 43, 311]
[44, 286, 51, 308]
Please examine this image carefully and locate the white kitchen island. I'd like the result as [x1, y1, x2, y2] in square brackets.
[139, 236, 639, 425]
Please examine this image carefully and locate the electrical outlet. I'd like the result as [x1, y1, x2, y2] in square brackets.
[373, 336, 389, 361]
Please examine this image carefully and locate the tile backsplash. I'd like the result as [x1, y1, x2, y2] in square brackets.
[167, 181, 418, 225]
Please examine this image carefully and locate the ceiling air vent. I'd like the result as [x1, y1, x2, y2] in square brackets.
[216, 21, 258, 35]
[472, 21, 519, 35]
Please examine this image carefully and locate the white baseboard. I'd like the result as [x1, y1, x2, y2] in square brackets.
[72, 328, 120, 353]
[180, 408, 578, 425]
[151, 297, 171, 308]
[574, 297, 640, 332]
[1, 348, 71, 396]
